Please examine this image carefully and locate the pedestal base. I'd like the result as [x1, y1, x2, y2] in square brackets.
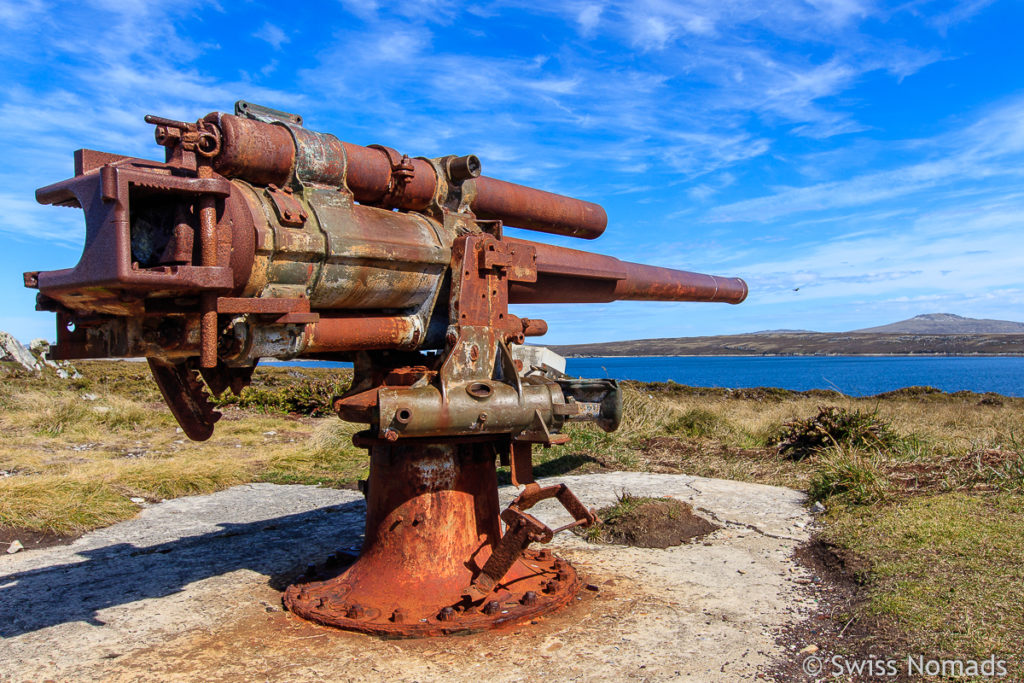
[284, 548, 580, 637]
[282, 438, 582, 637]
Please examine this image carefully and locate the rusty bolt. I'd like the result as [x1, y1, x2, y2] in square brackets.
[542, 580, 556, 594]
[384, 429, 399, 442]
[438, 606, 457, 622]
[557, 568, 571, 582]
[347, 604, 367, 619]
[521, 591, 539, 606]
[538, 549, 552, 561]
[469, 345, 479, 361]
[391, 608, 408, 624]
[483, 600, 501, 616]
[478, 412, 488, 424]
[446, 331, 458, 346]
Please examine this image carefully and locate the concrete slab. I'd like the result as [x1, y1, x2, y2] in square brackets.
[0, 474, 813, 682]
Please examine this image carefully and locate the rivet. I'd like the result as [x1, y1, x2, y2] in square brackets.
[438, 606, 457, 622]
[483, 600, 501, 615]
[521, 591, 538, 606]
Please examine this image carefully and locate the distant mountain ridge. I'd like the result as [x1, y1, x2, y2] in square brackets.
[851, 313, 1024, 334]
[550, 313, 1024, 357]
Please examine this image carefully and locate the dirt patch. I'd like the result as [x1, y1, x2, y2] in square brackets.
[768, 538, 911, 682]
[0, 526, 78, 551]
[886, 449, 1023, 494]
[576, 494, 719, 548]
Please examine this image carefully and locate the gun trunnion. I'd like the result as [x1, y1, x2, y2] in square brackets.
[26, 101, 747, 636]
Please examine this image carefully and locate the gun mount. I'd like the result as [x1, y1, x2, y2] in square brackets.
[25, 101, 747, 636]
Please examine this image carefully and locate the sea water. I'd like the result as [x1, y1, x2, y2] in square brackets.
[564, 356, 1024, 397]
[272, 355, 1024, 397]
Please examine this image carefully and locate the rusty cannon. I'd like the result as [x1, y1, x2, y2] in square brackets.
[24, 101, 747, 637]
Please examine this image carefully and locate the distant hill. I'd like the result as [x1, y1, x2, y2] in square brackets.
[550, 313, 1024, 357]
[852, 313, 1024, 334]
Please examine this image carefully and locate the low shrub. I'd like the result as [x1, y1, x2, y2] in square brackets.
[777, 406, 903, 460]
[665, 407, 726, 438]
[214, 378, 349, 416]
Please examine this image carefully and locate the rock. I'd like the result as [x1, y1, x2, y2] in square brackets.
[82, 393, 99, 401]
[29, 338, 51, 356]
[130, 497, 146, 504]
[7, 540, 24, 554]
[810, 501, 826, 514]
[798, 644, 818, 655]
[0, 331, 41, 372]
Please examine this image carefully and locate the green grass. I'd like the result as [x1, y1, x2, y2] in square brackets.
[826, 493, 1024, 659]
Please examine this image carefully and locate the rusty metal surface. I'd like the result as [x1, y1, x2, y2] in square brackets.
[282, 440, 581, 636]
[307, 315, 420, 352]
[470, 175, 607, 239]
[507, 237, 748, 305]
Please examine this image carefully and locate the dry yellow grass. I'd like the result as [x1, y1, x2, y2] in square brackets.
[0, 362, 362, 534]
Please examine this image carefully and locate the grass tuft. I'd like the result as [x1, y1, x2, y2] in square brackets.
[809, 446, 890, 504]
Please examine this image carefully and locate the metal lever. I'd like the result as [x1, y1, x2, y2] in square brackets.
[472, 482, 598, 594]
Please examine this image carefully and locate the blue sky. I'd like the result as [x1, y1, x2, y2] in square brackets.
[2, 0, 1023, 345]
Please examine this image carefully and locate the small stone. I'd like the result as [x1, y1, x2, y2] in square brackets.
[7, 540, 24, 554]
[175, 427, 183, 434]
[82, 393, 99, 401]
[130, 497, 145, 504]
[263, 431, 277, 436]
[798, 644, 818, 655]
[811, 501, 826, 514]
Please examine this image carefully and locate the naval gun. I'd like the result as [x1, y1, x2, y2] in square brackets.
[25, 101, 747, 636]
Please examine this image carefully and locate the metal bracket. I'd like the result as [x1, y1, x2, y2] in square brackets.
[265, 184, 307, 227]
[235, 100, 304, 126]
[472, 482, 597, 593]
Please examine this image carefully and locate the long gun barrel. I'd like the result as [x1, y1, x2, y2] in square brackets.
[23, 100, 748, 637]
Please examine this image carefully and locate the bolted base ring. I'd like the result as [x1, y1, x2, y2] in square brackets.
[283, 548, 580, 637]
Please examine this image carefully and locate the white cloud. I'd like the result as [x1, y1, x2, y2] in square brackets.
[254, 22, 289, 50]
[577, 4, 602, 36]
[706, 97, 1024, 223]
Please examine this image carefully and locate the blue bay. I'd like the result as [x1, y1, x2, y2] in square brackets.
[564, 356, 1024, 397]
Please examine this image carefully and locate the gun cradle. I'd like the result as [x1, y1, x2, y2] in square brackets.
[25, 101, 747, 636]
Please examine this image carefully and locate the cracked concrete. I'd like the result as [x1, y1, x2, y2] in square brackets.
[0, 474, 814, 682]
